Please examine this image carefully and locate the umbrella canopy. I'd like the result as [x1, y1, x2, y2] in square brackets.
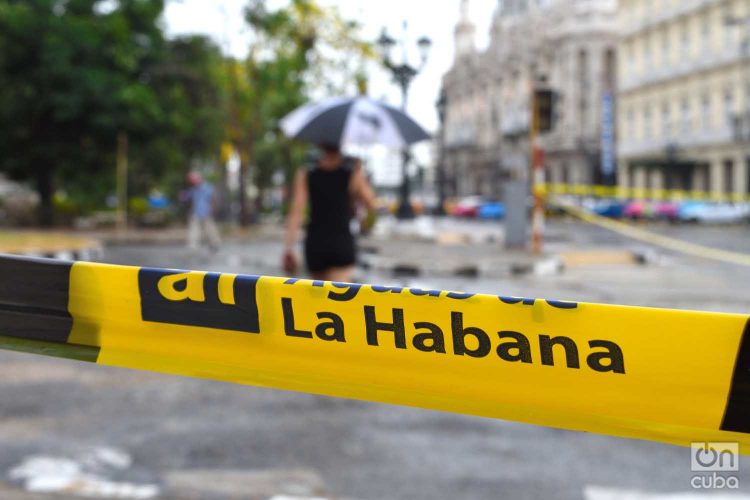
[280, 96, 431, 148]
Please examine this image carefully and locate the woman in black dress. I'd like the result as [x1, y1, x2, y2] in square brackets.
[283, 142, 376, 282]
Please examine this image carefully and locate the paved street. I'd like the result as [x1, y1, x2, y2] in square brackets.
[1, 217, 750, 499]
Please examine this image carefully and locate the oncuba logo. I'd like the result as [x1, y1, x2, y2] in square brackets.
[138, 268, 260, 333]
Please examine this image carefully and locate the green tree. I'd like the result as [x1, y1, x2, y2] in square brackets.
[0, 0, 227, 224]
[131, 35, 228, 198]
[0, 0, 163, 223]
[229, 0, 372, 225]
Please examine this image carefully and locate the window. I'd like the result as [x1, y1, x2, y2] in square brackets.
[604, 48, 616, 91]
[661, 29, 671, 67]
[724, 88, 735, 127]
[661, 101, 671, 138]
[681, 97, 691, 133]
[628, 108, 636, 140]
[579, 49, 589, 131]
[644, 35, 652, 70]
[681, 20, 691, 59]
[579, 49, 589, 90]
[644, 105, 653, 138]
[701, 93, 712, 130]
[724, 5, 736, 48]
[701, 15, 711, 54]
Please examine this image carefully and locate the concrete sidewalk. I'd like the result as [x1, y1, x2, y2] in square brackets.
[84, 224, 271, 246]
[218, 217, 564, 278]
[359, 237, 560, 278]
[0, 217, 644, 277]
[0, 223, 270, 260]
[358, 216, 645, 278]
[0, 230, 102, 260]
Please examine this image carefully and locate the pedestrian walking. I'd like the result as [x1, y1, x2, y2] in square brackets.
[186, 172, 221, 251]
[283, 143, 376, 282]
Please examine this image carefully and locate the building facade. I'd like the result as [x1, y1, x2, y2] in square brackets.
[617, 0, 750, 196]
[440, 0, 618, 199]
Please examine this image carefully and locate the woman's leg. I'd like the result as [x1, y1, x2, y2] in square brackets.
[312, 266, 355, 283]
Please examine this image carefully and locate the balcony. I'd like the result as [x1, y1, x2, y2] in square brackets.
[619, 0, 717, 38]
[618, 126, 733, 157]
[445, 124, 477, 148]
[500, 109, 531, 137]
[619, 45, 743, 93]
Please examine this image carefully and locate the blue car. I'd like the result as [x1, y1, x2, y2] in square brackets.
[582, 198, 626, 218]
[593, 200, 626, 218]
[478, 201, 505, 220]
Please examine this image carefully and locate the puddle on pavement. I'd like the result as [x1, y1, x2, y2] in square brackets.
[8, 447, 159, 499]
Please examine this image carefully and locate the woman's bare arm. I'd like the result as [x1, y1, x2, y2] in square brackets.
[351, 160, 376, 212]
[284, 169, 308, 252]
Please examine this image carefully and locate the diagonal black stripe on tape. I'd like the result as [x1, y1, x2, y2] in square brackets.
[0, 254, 73, 343]
[721, 318, 750, 434]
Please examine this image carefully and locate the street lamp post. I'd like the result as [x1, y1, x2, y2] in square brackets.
[377, 25, 432, 219]
[435, 91, 448, 215]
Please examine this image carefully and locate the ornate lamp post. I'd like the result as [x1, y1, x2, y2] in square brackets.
[377, 25, 432, 219]
[435, 90, 448, 215]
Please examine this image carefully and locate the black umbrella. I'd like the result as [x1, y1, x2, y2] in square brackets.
[280, 96, 431, 147]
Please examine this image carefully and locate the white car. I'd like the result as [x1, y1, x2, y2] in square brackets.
[678, 202, 750, 224]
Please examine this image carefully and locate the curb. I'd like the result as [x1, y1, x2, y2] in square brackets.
[4, 245, 104, 262]
[0, 243, 104, 262]
[358, 251, 563, 279]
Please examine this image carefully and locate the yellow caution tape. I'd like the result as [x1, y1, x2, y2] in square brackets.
[545, 183, 750, 203]
[556, 201, 750, 267]
[1, 255, 749, 453]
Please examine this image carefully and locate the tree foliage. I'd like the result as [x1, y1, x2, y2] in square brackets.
[0, 0, 371, 225]
[231, 0, 372, 223]
[0, 0, 227, 223]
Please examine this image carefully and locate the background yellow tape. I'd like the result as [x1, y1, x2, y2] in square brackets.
[555, 200, 750, 267]
[544, 183, 750, 203]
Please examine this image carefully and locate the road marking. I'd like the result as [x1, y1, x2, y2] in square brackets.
[585, 486, 750, 500]
[8, 449, 159, 499]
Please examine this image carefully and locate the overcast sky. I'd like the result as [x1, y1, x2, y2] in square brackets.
[163, 0, 498, 133]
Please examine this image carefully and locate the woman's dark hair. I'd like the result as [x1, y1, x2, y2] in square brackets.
[318, 142, 341, 155]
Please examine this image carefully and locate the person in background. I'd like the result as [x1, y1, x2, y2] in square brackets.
[186, 172, 221, 251]
[283, 142, 376, 282]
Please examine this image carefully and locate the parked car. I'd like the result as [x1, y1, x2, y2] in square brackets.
[452, 195, 483, 218]
[677, 201, 750, 224]
[623, 201, 650, 219]
[478, 201, 505, 220]
[583, 199, 626, 218]
[653, 202, 680, 222]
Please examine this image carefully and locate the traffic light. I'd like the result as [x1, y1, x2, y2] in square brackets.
[534, 88, 557, 134]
